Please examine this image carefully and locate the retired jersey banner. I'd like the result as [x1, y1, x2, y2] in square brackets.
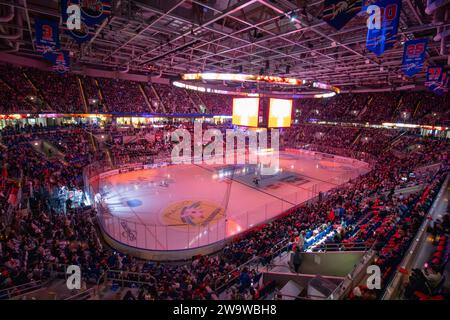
[366, 0, 402, 56]
[79, 0, 112, 25]
[61, 1, 111, 26]
[425, 66, 449, 95]
[401, 39, 428, 77]
[35, 19, 60, 55]
[61, 0, 92, 43]
[322, 0, 363, 30]
[47, 50, 71, 74]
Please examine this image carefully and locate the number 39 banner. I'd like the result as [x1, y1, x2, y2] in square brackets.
[401, 39, 428, 77]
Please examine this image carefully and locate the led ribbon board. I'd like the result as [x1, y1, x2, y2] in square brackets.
[174, 73, 340, 99]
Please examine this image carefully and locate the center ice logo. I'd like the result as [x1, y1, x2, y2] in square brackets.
[182, 204, 206, 221]
[163, 200, 225, 227]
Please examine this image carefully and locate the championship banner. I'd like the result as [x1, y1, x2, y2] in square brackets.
[366, 0, 402, 56]
[47, 50, 71, 74]
[401, 39, 428, 77]
[35, 18, 60, 56]
[425, 66, 449, 95]
[322, 0, 363, 30]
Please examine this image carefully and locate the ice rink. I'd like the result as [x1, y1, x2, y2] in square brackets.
[95, 149, 370, 252]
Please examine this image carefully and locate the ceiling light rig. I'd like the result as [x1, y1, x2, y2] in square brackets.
[172, 73, 340, 99]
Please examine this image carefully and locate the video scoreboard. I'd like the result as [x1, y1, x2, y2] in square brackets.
[232, 97, 293, 128]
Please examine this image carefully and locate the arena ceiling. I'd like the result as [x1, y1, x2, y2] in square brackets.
[0, 0, 449, 91]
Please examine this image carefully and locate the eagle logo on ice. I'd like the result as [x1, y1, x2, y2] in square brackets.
[163, 200, 225, 227]
[181, 203, 206, 220]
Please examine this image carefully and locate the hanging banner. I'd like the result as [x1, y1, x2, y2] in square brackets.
[322, 0, 363, 30]
[401, 39, 428, 77]
[35, 19, 60, 56]
[47, 50, 71, 74]
[365, 0, 402, 56]
[61, 0, 92, 43]
[79, 0, 112, 25]
[61, 0, 111, 26]
[425, 66, 449, 95]
[437, 71, 449, 95]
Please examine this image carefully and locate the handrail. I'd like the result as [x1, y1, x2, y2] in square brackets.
[0, 280, 44, 300]
[97, 266, 110, 286]
[311, 242, 371, 252]
[106, 269, 157, 286]
[328, 249, 377, 300]
[213, 238, 290, 293]
[65, 286, 97, 300]
[274, 291, 327, 300]
[265, 263, 292, 270]
[212, 237, 370, 293]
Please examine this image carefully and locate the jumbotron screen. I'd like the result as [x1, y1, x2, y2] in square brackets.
[268, 98, 293, 128]
[232, 98, 260, 127]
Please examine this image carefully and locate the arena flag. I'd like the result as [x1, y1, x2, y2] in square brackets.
[322, 0, 363, 30]
[365, 0, 402, 56]
[425, 66, 449, 95]
[401, 39, 428, 77]
[35, 18, 60, 58]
